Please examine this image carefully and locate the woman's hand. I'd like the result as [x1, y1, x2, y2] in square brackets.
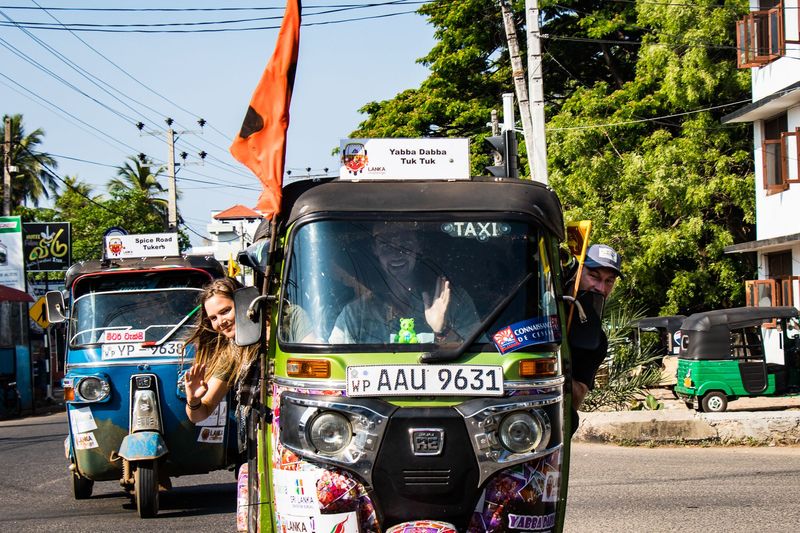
[184, 363, 208, 405]
[423, 276, 451, 334]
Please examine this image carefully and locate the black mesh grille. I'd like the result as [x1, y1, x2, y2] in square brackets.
[372, 407, 478, 529]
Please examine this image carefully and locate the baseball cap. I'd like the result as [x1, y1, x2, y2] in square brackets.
[584, 244, 622, 277]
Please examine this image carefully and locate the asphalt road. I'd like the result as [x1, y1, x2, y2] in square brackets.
[0, 411, 236, 532]
[565, 443, 800, 532]
[2, 411, 800, 532]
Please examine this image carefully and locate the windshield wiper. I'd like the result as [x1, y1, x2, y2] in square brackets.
[420, 272, 534, 364]
[145, 305, 201, 347]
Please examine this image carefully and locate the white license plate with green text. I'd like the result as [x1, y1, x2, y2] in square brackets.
[346, 364, 504, 397]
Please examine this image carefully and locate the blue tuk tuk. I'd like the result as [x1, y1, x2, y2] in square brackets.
[46, 251, 239, 517]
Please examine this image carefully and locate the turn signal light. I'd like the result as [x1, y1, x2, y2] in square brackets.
[519, 357, 557, 378]
[287, 359, 331, 378]
[64, 386, 75, 401]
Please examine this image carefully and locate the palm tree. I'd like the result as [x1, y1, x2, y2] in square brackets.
[1, 114, 59, 207]
[109, 156, 173, 227]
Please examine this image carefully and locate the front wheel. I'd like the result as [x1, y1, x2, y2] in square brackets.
[701, 391, 728, 413]
[72, 471, 93, 499]
[135, 461, 159, 518]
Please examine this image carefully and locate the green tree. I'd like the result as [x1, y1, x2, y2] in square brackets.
[109, 156, 172, 228]
[548, 0, 754, 314]
[1, 114, 59, 207]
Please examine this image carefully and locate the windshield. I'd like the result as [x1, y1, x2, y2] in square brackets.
[279, 219, 559, 351]
[70, 288, 202, 347]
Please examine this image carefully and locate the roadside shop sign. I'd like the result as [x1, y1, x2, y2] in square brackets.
[23, 222, 71, 272]
[0, 216, 24, 291]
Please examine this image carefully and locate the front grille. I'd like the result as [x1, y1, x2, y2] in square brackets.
[372, 407, 478, 529]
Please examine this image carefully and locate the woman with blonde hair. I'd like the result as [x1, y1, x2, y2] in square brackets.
[183, 277, 258, 423]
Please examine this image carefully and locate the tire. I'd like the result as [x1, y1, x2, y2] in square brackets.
[135, 461, 159, 518]
[701, 391, 728, 413]
[72, 472, 94, 500]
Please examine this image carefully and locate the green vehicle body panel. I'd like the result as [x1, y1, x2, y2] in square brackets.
[674, 359, 777, 398]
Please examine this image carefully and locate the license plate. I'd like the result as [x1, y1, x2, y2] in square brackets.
[102, 342, 184, 360]
[346, 365, 504, 397]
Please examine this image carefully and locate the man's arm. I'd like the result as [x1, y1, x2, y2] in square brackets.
[572, 379, 589, 409]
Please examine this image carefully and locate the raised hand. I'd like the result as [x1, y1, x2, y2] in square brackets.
[184, 363, 208, 405]
[423, 276, 451, 334]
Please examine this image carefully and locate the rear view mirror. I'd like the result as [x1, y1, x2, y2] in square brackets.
[234, 286, 262, 346]
[45, 290, 67, 324]
[237, 239, 271, 274]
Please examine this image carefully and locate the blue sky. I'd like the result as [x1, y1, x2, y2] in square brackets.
[0, 1, 434, 244]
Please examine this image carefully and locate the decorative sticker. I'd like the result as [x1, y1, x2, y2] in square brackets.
[273, 469, 323, 515]
[541, 472, 559, 503]
[70, 406, 97, 434]
[196, 400, 227, 427]
[74, 431, 99, 450]
[492, 316, 561, 355]
[197, 426, 224, 444]
[101, 329, 146, 343]
[314, 512, 359, 533]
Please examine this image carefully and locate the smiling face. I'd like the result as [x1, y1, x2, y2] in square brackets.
[372, 232, 419, 283]
[579, 266, 619, 298]
[204, 294, 236, 339]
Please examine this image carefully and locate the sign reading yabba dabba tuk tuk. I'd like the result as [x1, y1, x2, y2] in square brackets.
[23, 222, 71, 272]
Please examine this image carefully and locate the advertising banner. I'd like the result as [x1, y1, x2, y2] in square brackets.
[339, 138, 470, 180]
[23, 222, 71, 272]
[0, 215, 24, 291]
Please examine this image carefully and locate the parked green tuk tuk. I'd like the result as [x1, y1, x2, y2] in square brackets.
[674, 306, 800, 412]
[634, 316, 685, 388]
[235, 166, 578, 532]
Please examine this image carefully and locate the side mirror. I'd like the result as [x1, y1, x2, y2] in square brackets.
[237, 239, 271, 274]
[234, 286, 262, 347]
[45, 290, 67, 324]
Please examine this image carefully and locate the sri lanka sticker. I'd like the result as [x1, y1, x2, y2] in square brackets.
[492, 316, 561, 355]
[197, 426, 224, 444]
[74, 431, 99, 450]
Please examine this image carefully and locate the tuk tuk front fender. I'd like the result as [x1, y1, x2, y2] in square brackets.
[119, 432, 168, 461]
[695, 381, 734, 398]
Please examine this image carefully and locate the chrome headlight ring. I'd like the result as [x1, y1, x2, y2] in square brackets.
[73, 374, 111, 403]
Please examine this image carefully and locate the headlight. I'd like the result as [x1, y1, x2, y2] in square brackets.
[76, 376, 110, 402]
[498, 411, 543, 454]
[308, 411, 352, 454]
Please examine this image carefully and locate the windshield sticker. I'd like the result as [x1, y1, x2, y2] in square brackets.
[492, 316, 561, 355]
[101, 329, 145, 343]
[441, 222, 511, 241]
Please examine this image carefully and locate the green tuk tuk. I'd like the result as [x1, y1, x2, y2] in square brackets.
[634, 315, 685, 388]
[235, 171, 578, 532]
[674, 306, 800, 412]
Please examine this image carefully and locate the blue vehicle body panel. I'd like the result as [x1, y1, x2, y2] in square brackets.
[119, 431, 168, 460]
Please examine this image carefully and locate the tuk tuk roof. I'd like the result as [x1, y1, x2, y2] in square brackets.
[636, 315, 686, 332]
[681, 306, 799, 333]
[65, 255, 224, 289]
[282, 177, 565, 240]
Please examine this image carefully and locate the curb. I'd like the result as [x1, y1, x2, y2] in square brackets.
[573, 409, 800, 445]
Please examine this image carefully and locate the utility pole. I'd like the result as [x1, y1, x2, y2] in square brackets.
[136, 118, 206, 233]
[166, 128, 177, 231]
[499, 0, 534, 177]
[3, 116, 11, 216]
[526, 0, 549, 184]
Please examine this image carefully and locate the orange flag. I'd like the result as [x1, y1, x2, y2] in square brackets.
[230, 0, 301, 219]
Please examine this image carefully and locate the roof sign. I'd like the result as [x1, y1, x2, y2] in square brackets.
[339, 138, 470, 180]
[104, 233, 180, 259]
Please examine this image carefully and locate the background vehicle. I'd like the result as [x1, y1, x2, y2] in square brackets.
[634, 315, 685, 388]
[674, 307, 800, 412]
[47, 253, 238, 517]
[238, 172, 576, 533]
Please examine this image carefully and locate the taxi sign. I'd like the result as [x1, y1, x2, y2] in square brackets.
[104, 232, 179, 259]
[339, 138, 470, 181]
[29, 296, 50, 328]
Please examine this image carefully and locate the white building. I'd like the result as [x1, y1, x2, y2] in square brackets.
[187, 205, 264, 280]
[723, 0, 800, 310]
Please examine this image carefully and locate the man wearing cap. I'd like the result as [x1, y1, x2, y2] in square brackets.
[569, 244, 622, 412]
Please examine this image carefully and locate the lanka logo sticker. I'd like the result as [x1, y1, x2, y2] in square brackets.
[107, 237, 124, 256]
[342, 142, 367, 174]
[492, 316, 562, 355]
